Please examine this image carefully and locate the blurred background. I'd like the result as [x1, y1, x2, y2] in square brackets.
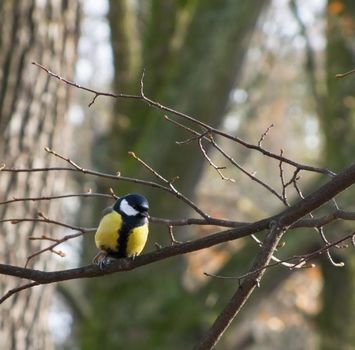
[0, 0, 354, 349]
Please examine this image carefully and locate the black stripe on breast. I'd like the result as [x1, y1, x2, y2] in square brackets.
[117, 223, 130, 258]
[107, 222, 131, 258]
[108, 216, 146, 259]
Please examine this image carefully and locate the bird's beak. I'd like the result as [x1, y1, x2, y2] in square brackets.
[140, 211, 149, 218]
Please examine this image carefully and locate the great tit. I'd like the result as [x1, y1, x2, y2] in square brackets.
[93, 194, 149, 268]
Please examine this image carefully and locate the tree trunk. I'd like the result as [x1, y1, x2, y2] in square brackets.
[0, 1, 80, 349]
[80, 1, 270, 349]
[318, 1, 355, 349]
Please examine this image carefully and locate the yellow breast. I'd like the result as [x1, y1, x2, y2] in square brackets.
[126, 224, 149, 257]
[95, 210, 122, 252]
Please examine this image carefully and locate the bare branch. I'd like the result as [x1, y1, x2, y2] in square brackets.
[1, 150, 208, 216]
[0, 213, 94, 265]
[149, 216, 246, 228]
[278, 149, 289, 206]
[317, 227, 345, 267]
[205, 228, 355, 283]
[31, 62, 141, 106]
[0, 282, 40, 305]
[0, 191, 113, 206]
[28, 235, 59, 242]
[0, 215, 92, 232]
[292, 210, 355, 228]
[196, 222, 286, 349]
[25, 230, 86, 267]
[198, 136, 235, 182]
[128, 151, 210, 219]
[212, 139, 286, 202]
[33, 62, 336, 177]
[0, 164, 167, 191]
[168, 225, 181, 245]
[257, 123, 274, 147]
[335, 68, 355, 79]
[1, 161, 355, 287]
[165, 116, 285, 203]
[250, 234, 307, 269]
[146, 96, 335, 177]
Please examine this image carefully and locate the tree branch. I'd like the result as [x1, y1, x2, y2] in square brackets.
[32, 62, 336, 177]
[195, 222, 285, 349]
[1, 162, 355, 290]
[194, 155, 355, 348]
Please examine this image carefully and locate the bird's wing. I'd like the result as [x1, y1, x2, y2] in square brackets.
[102, 205, 114, 216]
[95, 210, 122, 251]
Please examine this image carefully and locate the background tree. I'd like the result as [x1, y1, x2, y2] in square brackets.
[211, 1, 355, 347]
[1, 1, 354, 349]
[318, 0, 355, 348]
[79, 1, 270, 349]
[0, 1, 80, 348]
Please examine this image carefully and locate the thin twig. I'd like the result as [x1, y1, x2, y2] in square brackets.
[0, 213, 91, 232]
[168, 225, 181, 245]
[0, 282, 40, 305]
[1, 150, 211, 216]
[335, 68, 355, 79]
[32, 62, 141, 106]
[250, 234, 307, 269]
[152, 209, 355, 229]
[0, 191, 113, 206]
[198, 136, 235, 182]
[317, 227, 344, 267]
[0, 165, 167, 191]
[257, 124, 274, 147]
[195, 222, 286, 349]
[33, 62, 336, 177]
[48, 146, 208, 218]
[128, 151, 210, 219]
[149, 102, 335, 177]
[284, 168, 301, 189]
[25, 230, 86, 267]
[0, 217, 91, 232]
[278, 149, 289, 206]
[288, 231, 355, 269]
[205, 232, 355, 282]
[165, 116, 285, 203]
[204, 256, 314, 281]
[28, 235, 59, 242]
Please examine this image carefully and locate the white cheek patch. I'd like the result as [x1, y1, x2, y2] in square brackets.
[120, 199, 139, 216]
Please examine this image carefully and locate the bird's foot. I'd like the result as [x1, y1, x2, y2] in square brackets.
[99, 256, 113, 270]
[130, 253, 138, 261]
[93, 251, 113, 270]
[92, 251, 106, 265]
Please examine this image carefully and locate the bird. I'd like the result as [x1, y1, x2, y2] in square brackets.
[93, 193, 149, 269]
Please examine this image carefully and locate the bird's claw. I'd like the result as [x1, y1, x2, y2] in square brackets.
[98, 256, 112, 270]
[93, 251, 113, 270]
[130, 253, 138, 261]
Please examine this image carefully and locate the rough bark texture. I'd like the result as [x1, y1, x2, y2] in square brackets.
[0, 1, 80, 349]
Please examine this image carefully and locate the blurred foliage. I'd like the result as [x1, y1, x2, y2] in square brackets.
[71, 0, 355, 349]
[78, 0, 269, 349]
[317, 1, 355, 349]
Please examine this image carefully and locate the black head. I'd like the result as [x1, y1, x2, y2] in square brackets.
[114, 194, 149, 218]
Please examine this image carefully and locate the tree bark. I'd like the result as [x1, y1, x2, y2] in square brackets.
[0, 1, 80, 349]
